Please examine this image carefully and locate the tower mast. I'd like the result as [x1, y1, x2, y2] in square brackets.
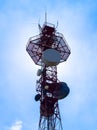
[26, 21, 71, 130]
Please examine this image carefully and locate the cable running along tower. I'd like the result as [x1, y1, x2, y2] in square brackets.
[26, 20, 71, 130]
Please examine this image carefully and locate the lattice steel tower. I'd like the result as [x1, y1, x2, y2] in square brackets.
[26, 21, 71, 130]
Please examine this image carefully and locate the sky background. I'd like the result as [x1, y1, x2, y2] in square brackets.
[0, 0, 97, 130]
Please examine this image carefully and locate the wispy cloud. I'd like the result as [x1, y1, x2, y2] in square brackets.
[9, 121, 23, 130]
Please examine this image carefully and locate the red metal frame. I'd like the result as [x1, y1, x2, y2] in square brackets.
[26, 23, 70, 130]
[26, 25, 70, 66]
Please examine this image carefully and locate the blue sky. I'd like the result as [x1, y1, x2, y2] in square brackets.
[0, 0, 97, 130]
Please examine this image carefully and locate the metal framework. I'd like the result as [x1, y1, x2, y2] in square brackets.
[26, 23, 70, 66]
[37, 65, 63, 130]
[26, 22, 71, 130]
[39, 102, 63, 130]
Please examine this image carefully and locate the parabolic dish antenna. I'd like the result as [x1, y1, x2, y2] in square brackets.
[42, 49, 61, 66]
[53, 82, 70, 99]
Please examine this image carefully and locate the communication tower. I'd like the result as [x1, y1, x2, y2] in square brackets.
[26, 21, 71, 130]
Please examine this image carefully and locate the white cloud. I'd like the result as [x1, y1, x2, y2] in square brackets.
[9, 121, 23, 130]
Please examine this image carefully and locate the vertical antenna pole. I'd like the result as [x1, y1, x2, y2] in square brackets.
[45, 10, 47, 23]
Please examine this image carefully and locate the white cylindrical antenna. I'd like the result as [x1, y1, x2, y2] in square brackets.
[45, 9, 47, 23]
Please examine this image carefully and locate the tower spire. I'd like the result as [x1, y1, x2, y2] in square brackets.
[45, 11, 47, 23]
